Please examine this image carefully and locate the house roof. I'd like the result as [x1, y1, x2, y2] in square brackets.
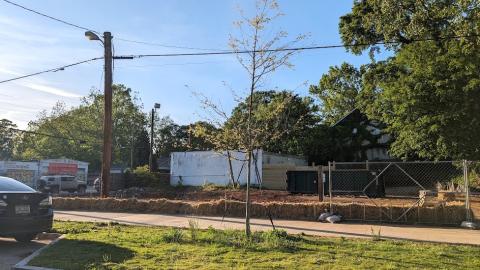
[331, 108, 363, 127]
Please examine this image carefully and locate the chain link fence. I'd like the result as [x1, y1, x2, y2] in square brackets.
[325, 160, 477, 225]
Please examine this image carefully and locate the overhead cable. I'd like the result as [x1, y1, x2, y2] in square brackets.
[0, 57, 103, 84]
[1, 0, 100, 33]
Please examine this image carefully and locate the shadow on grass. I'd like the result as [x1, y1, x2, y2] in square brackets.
[29, 239, 135, 270]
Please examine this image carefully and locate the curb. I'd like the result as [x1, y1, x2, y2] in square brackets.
[13, 235, 65, 270]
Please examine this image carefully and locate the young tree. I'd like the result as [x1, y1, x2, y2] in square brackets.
[229, 0, 307, 236]
[193, 0, 307, 236]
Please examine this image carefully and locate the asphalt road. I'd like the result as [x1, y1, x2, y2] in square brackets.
[0, 237, 51, 270]
[55, 210, 480, 245]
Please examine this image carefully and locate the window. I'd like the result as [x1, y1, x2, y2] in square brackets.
[61, 177, 74, 182]
[0, 177, 35, 192]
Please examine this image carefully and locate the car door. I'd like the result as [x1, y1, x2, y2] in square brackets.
[60, 176, 74, 190]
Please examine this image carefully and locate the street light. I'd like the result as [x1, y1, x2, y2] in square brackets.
[149, 103, 161, 172]
[84, 31, 102, 42]
[86, 31, 113, 198]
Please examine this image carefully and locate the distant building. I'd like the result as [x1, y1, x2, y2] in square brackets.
[170, 150, 306, 189]
[0, 158, 88, 188]
[332, 109, 392, 161]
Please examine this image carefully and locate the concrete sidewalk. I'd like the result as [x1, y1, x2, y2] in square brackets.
[54, 210, 480, 245]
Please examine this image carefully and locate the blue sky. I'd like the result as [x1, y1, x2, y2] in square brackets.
[0, 0, 381, 129]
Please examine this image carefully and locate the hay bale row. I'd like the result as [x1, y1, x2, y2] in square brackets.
[53, 198, 466, 225]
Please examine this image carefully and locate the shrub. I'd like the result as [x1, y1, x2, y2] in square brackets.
[126, 165, 169, 188]
[162, 228, 184, 243]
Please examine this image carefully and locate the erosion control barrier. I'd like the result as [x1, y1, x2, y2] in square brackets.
[53, 198, 467, 225]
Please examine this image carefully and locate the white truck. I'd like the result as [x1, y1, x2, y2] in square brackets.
[38, 175, 87, 194]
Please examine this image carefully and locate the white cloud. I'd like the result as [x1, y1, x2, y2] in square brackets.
[18, 82, 82, 98]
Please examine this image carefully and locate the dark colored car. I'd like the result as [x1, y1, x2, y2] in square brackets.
[0, 176, 53, 242]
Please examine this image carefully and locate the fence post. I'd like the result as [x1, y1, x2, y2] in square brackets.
[464, 160, 472, 222]
[328, 161, 333, 213]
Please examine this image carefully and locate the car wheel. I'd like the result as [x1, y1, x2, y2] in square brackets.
[78, 186, 86, 194]
[14, 233, 37, 243]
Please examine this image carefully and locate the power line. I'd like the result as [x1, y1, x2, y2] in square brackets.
[117, 34, 480, 59]
[114, 60, 228, 69]
[115, 37, 229, 52]
[2, 0, 227, 52]
[1, 0, 100, 34]
[0, 57, 103, 84]
[1, 34, 478, 85]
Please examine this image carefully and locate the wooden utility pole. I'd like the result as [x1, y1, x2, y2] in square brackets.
[149, 108, 154, 172]
[101, 32, 113, 198]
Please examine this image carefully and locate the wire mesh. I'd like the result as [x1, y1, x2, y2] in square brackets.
[327, 161, 468, 224]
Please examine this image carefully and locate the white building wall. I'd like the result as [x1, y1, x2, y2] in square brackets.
[170, 150, 262, 186]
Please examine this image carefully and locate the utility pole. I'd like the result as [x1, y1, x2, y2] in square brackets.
[101, 32, 113, 198]
[85, 30, 133, 197]
[149, 103, 161, 172]
[149, 108, 154, 172]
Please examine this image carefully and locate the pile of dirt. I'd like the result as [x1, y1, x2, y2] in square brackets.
[53, 197, 467, 225]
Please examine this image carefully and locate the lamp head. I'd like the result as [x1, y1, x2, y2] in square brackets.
[154, 103, 161, 109]
[85, 31, 101, 41]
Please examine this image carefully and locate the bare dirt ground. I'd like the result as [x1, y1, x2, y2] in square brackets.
[111, 188, 425, 206]
[58, 186, 479, 208]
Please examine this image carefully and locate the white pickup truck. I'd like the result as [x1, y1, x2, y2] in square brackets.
[38, 175, 87, 194]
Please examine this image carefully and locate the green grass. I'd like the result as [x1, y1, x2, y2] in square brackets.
[30, 221, 480, 270]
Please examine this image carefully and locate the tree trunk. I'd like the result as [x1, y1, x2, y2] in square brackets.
[227, 150, 236, 187]
[245, 150, 252, 236]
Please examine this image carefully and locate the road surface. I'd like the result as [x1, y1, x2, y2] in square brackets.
[0, 237, 51, 270]
[54, 210, 480, 245]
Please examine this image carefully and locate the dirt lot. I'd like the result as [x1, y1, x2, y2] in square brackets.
[66, 187, 434, 206]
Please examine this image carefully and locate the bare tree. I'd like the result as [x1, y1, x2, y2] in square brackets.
[229, 0, 307, 236]
[191, 0, 307, 236]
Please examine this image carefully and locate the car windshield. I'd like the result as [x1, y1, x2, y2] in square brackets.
[0, 177, 35, 192]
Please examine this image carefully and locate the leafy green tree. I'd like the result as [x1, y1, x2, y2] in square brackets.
[361, 42, 480, 160]
[15, 85, 150, 170]
[222, 90, 319, 156]
[339, 0, 479, 56]
[338, 0, 480, 160]
[154, 117, 216, 156]
[0, 119, 18, 159]
[309, 63, 363, 125]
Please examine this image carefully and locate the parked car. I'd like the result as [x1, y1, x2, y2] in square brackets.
[0, 176, 53, 242]
[38, 175, 87, 194]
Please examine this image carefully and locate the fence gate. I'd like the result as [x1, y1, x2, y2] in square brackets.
[328, 161, 464, 223]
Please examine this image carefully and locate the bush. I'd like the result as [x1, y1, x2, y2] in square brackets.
[126, 165, 169, 188]
[162, 228, 184, 243]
